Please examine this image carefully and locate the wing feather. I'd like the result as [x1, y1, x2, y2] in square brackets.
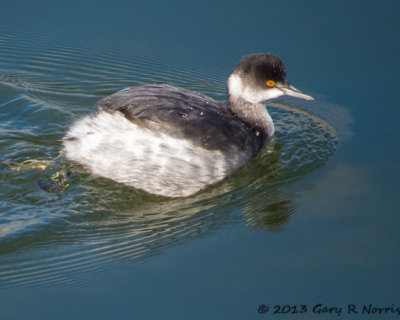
[98, 84, 264, 155]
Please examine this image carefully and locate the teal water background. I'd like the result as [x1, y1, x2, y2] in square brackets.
[1, 0, 399, 319]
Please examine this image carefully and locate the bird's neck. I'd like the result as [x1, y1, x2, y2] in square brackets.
[227, 95, 275, 138]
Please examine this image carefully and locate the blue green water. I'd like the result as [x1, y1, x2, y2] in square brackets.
[1, 0, 399, 319]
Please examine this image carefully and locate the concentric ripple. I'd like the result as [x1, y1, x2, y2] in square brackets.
[0, 28, 349, 288]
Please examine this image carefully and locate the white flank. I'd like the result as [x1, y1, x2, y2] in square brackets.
[63, 111, 232, 197]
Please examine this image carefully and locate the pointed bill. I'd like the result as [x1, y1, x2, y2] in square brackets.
[282, 84, 314, 100]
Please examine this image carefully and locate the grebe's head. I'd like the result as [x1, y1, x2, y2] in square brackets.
[227, 53, 314, 103]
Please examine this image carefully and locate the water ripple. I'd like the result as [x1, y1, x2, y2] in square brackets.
[0, 27, 350, 289]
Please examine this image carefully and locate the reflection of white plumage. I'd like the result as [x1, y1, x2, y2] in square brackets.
[63, 53, 313, 197]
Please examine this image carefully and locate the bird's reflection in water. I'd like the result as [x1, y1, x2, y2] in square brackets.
[68, 138, 290, 256]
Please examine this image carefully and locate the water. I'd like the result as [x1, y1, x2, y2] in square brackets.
[1, 0, 399, 319]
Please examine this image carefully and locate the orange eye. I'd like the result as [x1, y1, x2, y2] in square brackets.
[266, 80, 275, 87]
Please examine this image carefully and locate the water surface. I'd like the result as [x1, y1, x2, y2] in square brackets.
[0, 30, 341, 287]
[1, 0, 399, 319]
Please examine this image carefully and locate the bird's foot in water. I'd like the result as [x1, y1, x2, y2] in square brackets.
[5, 155, 72, 193]
[37, 166, 71, 193]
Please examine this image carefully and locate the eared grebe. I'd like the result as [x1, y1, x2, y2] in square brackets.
[63, 53, 313, 197]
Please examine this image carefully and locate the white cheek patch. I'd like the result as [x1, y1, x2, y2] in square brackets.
[228, 74, 284, 103]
